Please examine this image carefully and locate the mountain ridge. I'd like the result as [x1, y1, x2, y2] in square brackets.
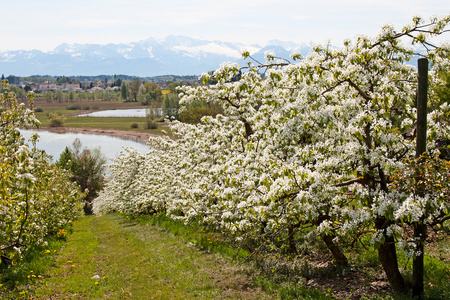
[0, 36, 318, 77]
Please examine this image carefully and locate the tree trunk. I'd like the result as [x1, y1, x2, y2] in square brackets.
[288, 225, 298, 255]
[376, 217, 407, 294]
[378, 235, 407, 294]
[412, 221, 426, 298]
[322, 234, 349, 268]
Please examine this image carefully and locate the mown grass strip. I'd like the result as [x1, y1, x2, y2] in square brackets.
[34, 214, 271, 299]
[133, 214, 335, 300]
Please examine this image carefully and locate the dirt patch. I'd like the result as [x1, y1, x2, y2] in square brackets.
[304, 270, 392, 299]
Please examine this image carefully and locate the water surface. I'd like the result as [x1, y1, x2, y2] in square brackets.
[21, 129, 150, 162]
[78, 108, 163, 117]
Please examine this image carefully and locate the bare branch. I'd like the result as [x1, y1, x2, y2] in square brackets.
[345, 79, 372, 101]
[333, 178, 367, 187]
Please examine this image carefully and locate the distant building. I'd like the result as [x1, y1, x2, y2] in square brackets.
[63, 83, 82, 91]
[38, 84, 58, 91]
[7, 75, 20, 85]
[91, 86, 104, 92]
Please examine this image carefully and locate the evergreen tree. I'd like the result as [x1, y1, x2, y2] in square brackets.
[120, 81, 128, 100]
[57, 139, 106, 214]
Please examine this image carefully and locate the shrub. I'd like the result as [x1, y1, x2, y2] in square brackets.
[35, 107, 44, 112]
[46, 112, 66, 127]
[83, 105, 90, 110]
[144, 119, 158, 129]
[130, 123, 139, 128]
[66, 104, 81, 110]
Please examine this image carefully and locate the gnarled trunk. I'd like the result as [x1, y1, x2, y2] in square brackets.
[322, 234, 349, 268]
[376, 217, 407, 294]
[378, 235, 407, 294]
[314, 216, 349, 268]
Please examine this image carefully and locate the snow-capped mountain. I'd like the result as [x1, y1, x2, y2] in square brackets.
[0, 36, 318, 76]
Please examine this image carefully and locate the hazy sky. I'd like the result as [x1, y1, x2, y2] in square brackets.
[1, 0, 449, 51]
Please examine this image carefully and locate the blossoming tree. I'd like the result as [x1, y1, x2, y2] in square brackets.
[94, 15, 450, 295]
[0, 81, 84, 264]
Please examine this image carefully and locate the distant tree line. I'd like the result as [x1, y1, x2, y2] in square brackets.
[13, 74, 199, 84]
[2, 73, 227, 124]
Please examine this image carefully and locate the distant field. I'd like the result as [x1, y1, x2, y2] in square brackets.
[32, 98, 144, 111]
[30, 98, 169, 135]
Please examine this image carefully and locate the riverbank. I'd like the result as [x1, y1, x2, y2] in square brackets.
[38, 126, 163, 144]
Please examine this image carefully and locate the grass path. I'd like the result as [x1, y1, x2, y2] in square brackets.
[34, 214, 271, 300]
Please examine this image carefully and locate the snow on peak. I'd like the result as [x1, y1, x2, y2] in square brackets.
[174, 42, 242, 58]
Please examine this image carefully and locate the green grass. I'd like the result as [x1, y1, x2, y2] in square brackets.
[63, 116, 168, 134]
[137, 213, 252, 260]
[394, 251, 450, 300]
[1, 213, 333, 299]
[34, 112, 170, 136]
[130, 214, 333, 300]
[32, 98, 143, 112]
[0, 235, 67, 299]
[31, 214, 273, 299]
[9, 213, 450, 299]
[6, 213, 448, 299]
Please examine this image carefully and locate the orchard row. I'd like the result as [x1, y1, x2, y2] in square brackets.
[94, 16, 450, 294]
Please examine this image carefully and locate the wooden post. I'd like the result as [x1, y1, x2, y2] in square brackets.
[413, 57, 428, 298]
[416, 58, 428, 158]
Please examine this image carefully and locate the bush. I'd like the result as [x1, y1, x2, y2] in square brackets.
[144, 119, 158, 129]
[130, 123, 139, 128]
[35, 107, 44, 112]
[83, 105, 90, 110]
[66, 104, 81, 110]
[46, 112, 66, 127]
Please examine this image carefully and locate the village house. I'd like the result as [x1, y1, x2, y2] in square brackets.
[63, 83, 82, 92]
[38, 83, 58, 91]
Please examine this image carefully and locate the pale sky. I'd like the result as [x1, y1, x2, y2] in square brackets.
[1, 0, 449, 51]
